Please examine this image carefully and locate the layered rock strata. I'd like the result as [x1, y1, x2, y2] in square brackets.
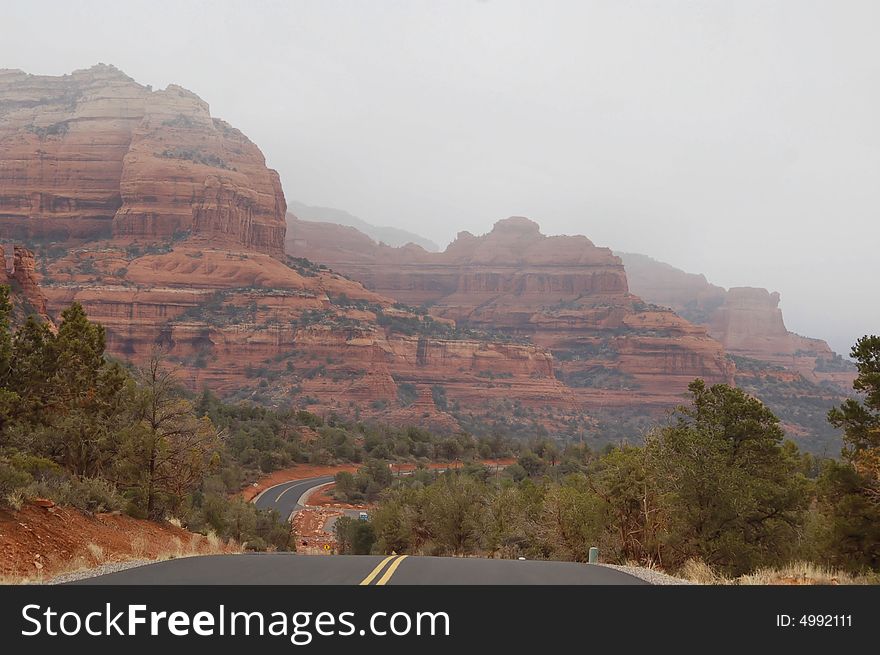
[0, 65, 286, 255]
[287, 215, 735, 408]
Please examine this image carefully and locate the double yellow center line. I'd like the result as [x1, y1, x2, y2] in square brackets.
[358, 555, 409, 585]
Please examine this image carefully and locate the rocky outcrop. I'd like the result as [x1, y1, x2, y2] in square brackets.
[710, 287, 854, 386]
[711, 287, 799, 351]
[0, 65, 286, 255]
[288, 216, 735, 407]
[620, 253, 855, 388]
[1, 244, 53, 327]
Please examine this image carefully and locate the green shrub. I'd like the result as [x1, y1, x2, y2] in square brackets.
[0, 460, 33, 505]
[431, 385, 448, 411]
[27, 476, 124, 513]
[397, 382, 418, 406]
[335, 516, 376, 554]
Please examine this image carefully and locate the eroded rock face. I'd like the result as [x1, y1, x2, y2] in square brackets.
[620, 252, 855, 388]
[1, 244, 54, 327]
[711, 287, 790, 347]
[38, 243, 578, 434]
[287, 215, 735, 407]
[0, 65, 286, 255]
[710, 287, 854, 386]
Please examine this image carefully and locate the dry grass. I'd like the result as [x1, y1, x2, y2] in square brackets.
[130, 535, 148, 558]
[676, 559, 875, 585]
[5, 491, 25, 511]
[623, 558, 663, 571]
[4, 549, 96, 585]
[86, 543, 105, 564]
[151, 532, 240, 562]
[206, 530, 221, 551]
[738, 562, 874, 586]
[677, 559, 732, 585]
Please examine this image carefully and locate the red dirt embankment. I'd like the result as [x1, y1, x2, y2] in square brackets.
[308, 485, 360, 508]
[0, 502, 237, 582]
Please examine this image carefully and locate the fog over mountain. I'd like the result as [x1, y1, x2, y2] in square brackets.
[288, 200, 439, 251]
[2, 0, 877, 354]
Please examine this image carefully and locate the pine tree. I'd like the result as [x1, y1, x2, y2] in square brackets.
[9, 315, 54, 423]
[821, 335, 880, 570]
[646, 379, 809, 574]
[0, 287, 19, 432]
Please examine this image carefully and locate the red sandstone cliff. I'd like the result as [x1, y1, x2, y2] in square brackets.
[287, 215, 735, 407]
[710, 287, 855, 386]
[0, 65, 286, 255]
[37, 242, 577, 434]
[1, 244, 54, 327]
[0, 65, 584, 434]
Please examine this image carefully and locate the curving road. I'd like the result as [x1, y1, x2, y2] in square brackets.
[72, 553, 647, 585]
[72, 474, 647, 585]
[252, 475, 336, 520]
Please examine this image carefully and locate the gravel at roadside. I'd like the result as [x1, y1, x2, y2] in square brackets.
[46, 559, 161, 584]
[599, 563, 695, 585]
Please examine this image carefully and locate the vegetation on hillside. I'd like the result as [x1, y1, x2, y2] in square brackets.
[0, 287, 876, 579]
[0, 289, 516, 553]
[731, 354, 847, 454]
[340, 345, 880, 577]
[0, 290, 291, 551]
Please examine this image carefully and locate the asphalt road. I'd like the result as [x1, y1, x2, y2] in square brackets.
[252, 475, 336, 519]
[72, 554, 648, 585]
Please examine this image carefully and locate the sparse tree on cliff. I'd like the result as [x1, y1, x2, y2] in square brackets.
[0, 287, 18, 432]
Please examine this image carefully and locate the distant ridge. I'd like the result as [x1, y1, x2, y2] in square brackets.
[617, 251, 854, 385]
[287, 200, 439, 251]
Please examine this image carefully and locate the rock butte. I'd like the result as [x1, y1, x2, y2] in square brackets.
[1, 244, 54, 328]
[286, 214, 736, 409]
[619, 252, 855, 389]
[0, 64, 285, 255]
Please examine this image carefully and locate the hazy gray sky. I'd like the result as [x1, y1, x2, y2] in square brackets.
[3, 1, 878, 354]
